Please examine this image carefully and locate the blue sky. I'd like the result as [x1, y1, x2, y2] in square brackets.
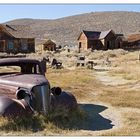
[0, 4, 140, 23]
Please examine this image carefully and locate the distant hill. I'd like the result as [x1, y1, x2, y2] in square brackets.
[5, 11, 140, 46]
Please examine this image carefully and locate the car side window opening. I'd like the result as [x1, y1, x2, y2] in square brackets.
[0, 66, 21, 75]
[21, 64, 33, 74]
[32, 64, 41, 74]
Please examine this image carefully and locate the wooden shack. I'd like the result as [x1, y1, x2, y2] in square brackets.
[0, 24, 35, 54]
[43, 39, 56, 51]
[78, 29, 118, 51]
[115, 36, 126, 49]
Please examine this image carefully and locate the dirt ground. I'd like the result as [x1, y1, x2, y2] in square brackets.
[64, 66, 140, 136]
[0, 49, 140, 136]
[65, 68, 125, 135]
[31, 50, 140, 136]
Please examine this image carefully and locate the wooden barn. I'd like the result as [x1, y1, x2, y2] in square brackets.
[43, 39, 56, 51]
[0, 24, 35, 54]
[78, 29, 119, 51]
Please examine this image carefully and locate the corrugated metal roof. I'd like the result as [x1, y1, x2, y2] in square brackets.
[127, 34, 140, 42]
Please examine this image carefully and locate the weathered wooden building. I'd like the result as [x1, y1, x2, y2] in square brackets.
[115, 34, 140, 50]
[0, 24, 35, 54]
[43, 39, 56, 51]
[78, 29, 121, 51]
[126, 34, 140, 49]
[115, 35, 126, 49]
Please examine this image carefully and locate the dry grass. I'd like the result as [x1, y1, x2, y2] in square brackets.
[0, 66, 21, 73]
[98, 87, 140, 108]
[46, 68, 100, 102]
[0, 107, 86, 136]
[110, 63, 140, 80]
[109, 51, 140, 80]
[101, 111, 140, 136]
[46, 66, 140, 136]
[109, 51, 140, 79]
[0, 49, 140, 135]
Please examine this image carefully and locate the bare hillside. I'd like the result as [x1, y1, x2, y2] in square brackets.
[5, 11, 140, 45]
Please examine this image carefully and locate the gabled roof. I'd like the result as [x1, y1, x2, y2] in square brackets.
[83, 30, 101, 39]
[78, 29, 115, 40]
[43, 39, 56, 45]
[116, 36, 127, 42]
[0, 24, 35, 38]
[99, 29, 114, 39]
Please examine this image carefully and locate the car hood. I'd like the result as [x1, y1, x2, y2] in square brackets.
[0, 74, 49, 89]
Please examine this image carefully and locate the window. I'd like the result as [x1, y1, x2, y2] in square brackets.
[21, 39, 28, 51]
[0, 66, 21, 75]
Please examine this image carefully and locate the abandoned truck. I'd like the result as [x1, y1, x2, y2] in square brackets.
[0, 58, 77, 118]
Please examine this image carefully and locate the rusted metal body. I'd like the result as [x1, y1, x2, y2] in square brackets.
[0, 58, 77, 118]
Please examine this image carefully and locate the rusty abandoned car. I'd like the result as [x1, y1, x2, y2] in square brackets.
[0, 58, 77, 118]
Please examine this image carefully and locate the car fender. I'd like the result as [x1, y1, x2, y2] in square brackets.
[0, 96, 33, 118]
[50, 91, 77, 111]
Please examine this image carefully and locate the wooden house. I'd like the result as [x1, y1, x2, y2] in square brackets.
[43, 39, 56, 51]
[0, 24, 35, 54]
[78, 29, 119, 51]
[117, 34, 140, 50]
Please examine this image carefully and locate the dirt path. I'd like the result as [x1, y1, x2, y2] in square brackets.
[75, 101, 123, 136]
[62, 67, 126, 135]
[96, 71, 130, 86]
[94, 66, 135, 86]
[68, 67, 135, 135]
[56, 98, 123, 136]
